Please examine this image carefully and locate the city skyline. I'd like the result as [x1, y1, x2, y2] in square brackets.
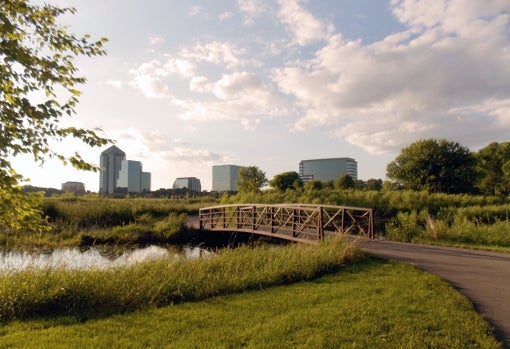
[10, 0, 510, 192]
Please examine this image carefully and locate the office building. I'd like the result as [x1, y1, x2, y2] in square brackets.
[141, 172, 151, 193]
[173, 177, 202, 192]
[99, 145, 126, 194]
[117, 160, 151, 193]
[61, 181, 85, 194]
[299, 158, 358, 182]
[212, 165, 243, 192]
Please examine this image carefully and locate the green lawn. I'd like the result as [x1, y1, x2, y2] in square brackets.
[0, 259, 500, 349]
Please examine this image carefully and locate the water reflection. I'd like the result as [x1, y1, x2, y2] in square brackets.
[0, 246, 210, 273]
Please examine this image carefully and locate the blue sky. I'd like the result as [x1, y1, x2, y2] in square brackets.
[13, 0, 510, 191]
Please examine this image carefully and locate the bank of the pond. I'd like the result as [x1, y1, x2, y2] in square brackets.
[0, 238, 361, 321]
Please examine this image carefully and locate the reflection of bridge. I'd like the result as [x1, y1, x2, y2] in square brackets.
[199, 204, 374, 244]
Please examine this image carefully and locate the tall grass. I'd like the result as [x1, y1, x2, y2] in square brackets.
[0, 238, 362, 321]
[42, 196, 214, 229]
[385, 210, 510, 249]
[0, 195, 211, 249]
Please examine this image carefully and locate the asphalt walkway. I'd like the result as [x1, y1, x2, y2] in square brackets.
[359, 240, 510, 348]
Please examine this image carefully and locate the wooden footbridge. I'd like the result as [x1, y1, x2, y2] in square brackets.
[199, 204, 374, 244]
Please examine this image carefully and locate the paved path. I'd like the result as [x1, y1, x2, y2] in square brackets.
[359, 240, 510, 348]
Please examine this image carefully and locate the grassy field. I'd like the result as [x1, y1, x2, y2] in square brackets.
[0, 259, 500, 348]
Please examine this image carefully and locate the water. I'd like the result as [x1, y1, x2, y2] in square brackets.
[0, 246, 210, 273]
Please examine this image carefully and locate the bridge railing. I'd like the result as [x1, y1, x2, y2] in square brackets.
[199, 204, 374, 244]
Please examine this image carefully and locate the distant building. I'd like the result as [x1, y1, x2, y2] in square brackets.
[173, 177, 202, 192]
[99, 145, 126, 194]
[212, 165, 244, 192]
[299, 158, 358, 183]
[141, 172, 151, 193]
[117, 160, 151, 193]
[61, 181, 85, 194]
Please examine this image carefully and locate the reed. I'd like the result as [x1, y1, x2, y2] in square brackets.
[0, 238, 362, 321]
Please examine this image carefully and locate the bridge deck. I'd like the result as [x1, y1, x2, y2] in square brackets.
[199, 204, 374, 244]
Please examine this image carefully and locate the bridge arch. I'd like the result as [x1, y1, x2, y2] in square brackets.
[199, 204, 374, 244]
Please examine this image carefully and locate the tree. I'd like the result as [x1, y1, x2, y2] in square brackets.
[475, 142, 510, 196]
[270, 171, 302, 192]
[304, 180, 323, 191]
[365, 178, 383, 191]
[335, 174, 355, 190]
[386, 139, 477, 194]
[237, 166, 268, 193]
[1, 1, 109, 231]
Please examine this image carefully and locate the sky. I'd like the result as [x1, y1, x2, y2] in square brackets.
[12, 0, 510, 192]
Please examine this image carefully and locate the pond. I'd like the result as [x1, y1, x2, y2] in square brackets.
[0, 246, 211, 273]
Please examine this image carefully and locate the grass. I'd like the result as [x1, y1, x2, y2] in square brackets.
[0, 259, 500, 348]
[0, 238, 362, 321]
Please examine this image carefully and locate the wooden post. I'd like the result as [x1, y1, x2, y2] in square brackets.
[252, 205, 256, 231]
[317, 206, 324, 241]
[270, 206, 275, 233]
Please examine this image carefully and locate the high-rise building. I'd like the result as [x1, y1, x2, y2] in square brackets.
[212, 165, 243, 192]
[299, 158, 358, 183]
[117, 160, 151, 193]
[141, 172, 151, 193]
[173, 177, 202, 192]
[99, 145, 126, 194]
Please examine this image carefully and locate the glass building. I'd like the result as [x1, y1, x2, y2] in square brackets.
[99, 145, 126, 194]
[299, 158, 358, 182]
[117, 160, 151, 193]
[173, 177, 202, 192]
[212, 165, 243, 192]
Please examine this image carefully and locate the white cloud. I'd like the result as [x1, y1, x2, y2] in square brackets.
[238, 0, 269, 25]
[189, 76, 212, 93]
[179, 41, 244, 68]
[148, 36, 164, 45]
[277, 0, 331, 46]
[189, 6, 204, 16]
[128, 55, 197, 97]
[213, 72, 263, 99]
[110, 128, 228, 169]
[128, 60, 172, 99]
[163, 56, 196, 78]
[273, 0, 510, 153]
[177, 72, 289, 128]
[219, 11, 234, 21]
[105, 80, 123, 89]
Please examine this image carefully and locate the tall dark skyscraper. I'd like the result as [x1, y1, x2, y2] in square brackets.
[99, 145, 126, 194]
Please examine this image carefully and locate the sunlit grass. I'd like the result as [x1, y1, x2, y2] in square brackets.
[0, 238, 362, 321]
[0, 260, 500, 348]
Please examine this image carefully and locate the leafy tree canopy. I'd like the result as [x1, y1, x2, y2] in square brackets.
[364, 178, 383, 191]
[304, 180, 323, 192]
[1, 0, 110, 231]
[335, 174, 355, 190]
[270, 171, 302, 192]
[475, 142, 510, 196]
[386, 139, 478, 194]
[237, 166, 268, 193]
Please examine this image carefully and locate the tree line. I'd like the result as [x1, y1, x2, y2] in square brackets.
[238, 139, 510, 196]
